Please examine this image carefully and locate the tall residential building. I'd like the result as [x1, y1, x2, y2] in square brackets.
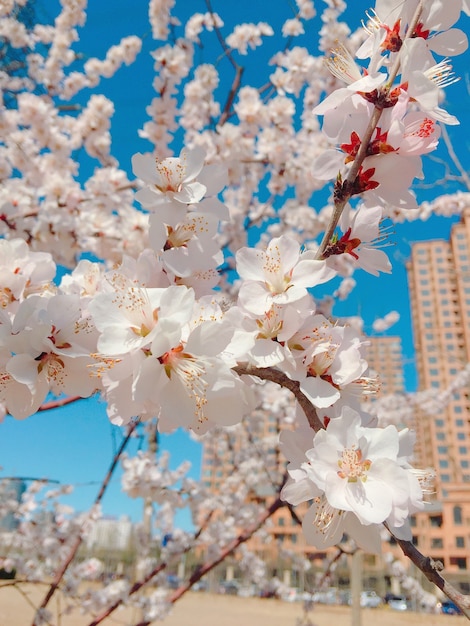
[406, 208, 470, 589]
[366, 335, 404, 397]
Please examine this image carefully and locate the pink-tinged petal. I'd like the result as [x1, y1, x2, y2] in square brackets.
[343, 477, 392, 524]
[174, 181, 207, 204]
[7, 354, 40, 386]
[135, 186, 163, 207]
[422, 0, 460, 31]
[281, 477, 320, 506]
[343, 514, 382, 553]
[236, 247, 265, 281]
[180, 146, 206, 181]
[249, 338, 285, 367]
[4, 382, 44, 420]
[429, 29, 468, 56]
[185, 321, 233, 356]
[133, 357, 166, 403]
[132, 153, 159, 184]
[357, 248, 392, 276]
[348, 72, 387, 92]
[238, 281, 271, 315]
[300, 376, 341, 408]
[198, 164, 228, 195]
[313, 88, 351, 115]
[268, 236, 301, 273]
[280, 427, 315, 468]
[408, 71, 440, 110]
[148, 217, 169, 251]
[197, 196, 230, 221]
[291, 258, 336, 287]
[365, 424, 399, 460]
[312, 149, 343, 180]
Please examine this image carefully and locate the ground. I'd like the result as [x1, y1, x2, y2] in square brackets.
[0, 586, 466, 626]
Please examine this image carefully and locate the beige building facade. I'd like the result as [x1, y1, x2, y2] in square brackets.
[406, 210, 470, 590]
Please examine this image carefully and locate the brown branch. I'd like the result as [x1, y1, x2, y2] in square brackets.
[315, 0, 425, 259]
[233, 364, 324, 432]
[204, 0, 244, 126]
[86, 509, 215, 625]
[31, 419, 139, 626]
[37, 396, 83, 412]
[386, 524, 470, 619]
[131, 497, 286, 626]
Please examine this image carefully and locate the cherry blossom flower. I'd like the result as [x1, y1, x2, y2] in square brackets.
[236, 235, 335, 315]
[226, 22, 274, 55]
[132, 146, 208, 214]
[323, 205, 392, 276]
[358, 1, 468, 59]
[4, 294, 99, 417]
[284, 314, 368, 409]
[399, 38, 460, 125]
[280, 408, 426, 550]
[88, 279, 192, 356]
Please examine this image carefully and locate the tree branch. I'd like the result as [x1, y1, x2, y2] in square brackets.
[131, 497, 286, 626]
[31, 420, 139, 626]
[233, 364, 324, 432]
[386, 524, 470, 618]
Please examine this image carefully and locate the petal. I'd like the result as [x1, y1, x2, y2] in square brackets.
[180, 146, 206, 181]
[428, 29, 468, 56]
[132, 153, 159, 184]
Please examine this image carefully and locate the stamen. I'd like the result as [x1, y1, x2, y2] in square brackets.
[324, 42, 363, 84]
[424, 59, 460, 89]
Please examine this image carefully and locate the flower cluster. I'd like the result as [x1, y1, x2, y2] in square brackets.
[0, 0, 468, 566]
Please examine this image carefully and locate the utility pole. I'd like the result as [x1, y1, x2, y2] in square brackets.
[350, 549, 363, 626]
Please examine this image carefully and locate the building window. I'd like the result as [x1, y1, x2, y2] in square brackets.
[450, 557, 467, 570]
[456, 537, 465, 548]
[439, 460, 449, 468]
[441, 474, 450, 482]
[459, 446, 467, 454]
[435, 419, 444, 427]
[430, 515, 443, 528]
[438, 446, 448, 454]
[436, 433, 446, 441]
[457, 433, 466, 440]
[431, 538, 443, 548]
[461, 460, 469, 468]
[453, 506, 463, 525]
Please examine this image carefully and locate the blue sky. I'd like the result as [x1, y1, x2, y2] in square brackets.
[1, 1, 469, 523]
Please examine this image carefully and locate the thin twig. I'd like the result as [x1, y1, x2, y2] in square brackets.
[131, 497, 286, 626]
[386, 523, 470, 618]
[315, 0, 425, 259]
[440, 124, 470, 191]
[31, 420, 139, 625]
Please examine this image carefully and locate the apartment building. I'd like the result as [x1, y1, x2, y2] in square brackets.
[406, 210, 470, 589]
